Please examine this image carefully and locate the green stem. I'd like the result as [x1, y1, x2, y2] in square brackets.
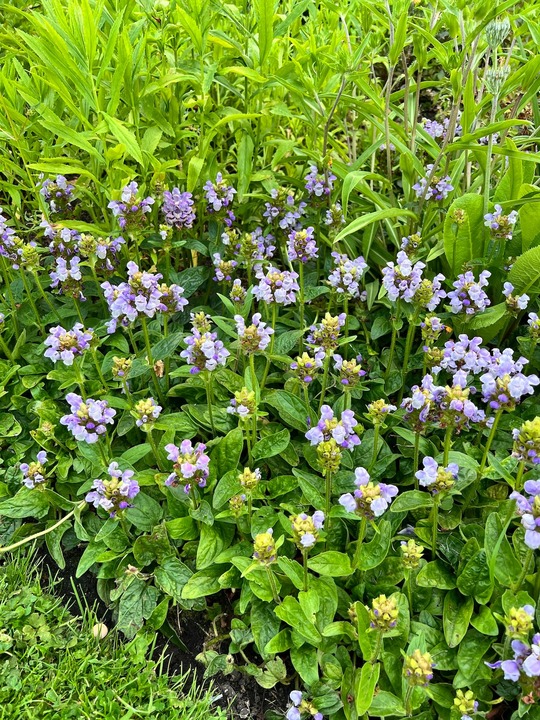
[260, 303, 277, 392]
[0, 334, 12, 360]
[353, 517, 367, 569]
[20, 270, 44, 336]
[370, 631, 384, 664]
[1, 259, 19, 335]
[405, 568, 414, 616]
[370, 424, 380, 472]
[298, 262, 305, 357]
[513, 548, 533, 593]
[384, 305, 401, 381]
[413, 431, 421, 485]
[303, 383, 312, 427]
[75, 360, 87, 400]
[249, 354, 258, 448]
[325, 470, 333, 525]
[33, 272, 62, 322]
[483, 94, 499, 215]
[318, 352, 331, 413]
[515, 461, 525, 491]
[97, 440, 109, 468]
[478, 408, 503, 479]
[266, 566, 280, 604]
[91, 350, 108, 392]
[302, 549, 309, 592]
[140, 317, 165, 405]
[73, 297, 85, 326]
[147, 429, 165, 471]
[398, 314, 418, 404]
[431, 494, 439, 558]
[404, 685, 413, 717]
[343, 296, 349, 358]
[205, 371, 216, 435]
[163, 315, 170, 392]
[443, 426, 453, 465]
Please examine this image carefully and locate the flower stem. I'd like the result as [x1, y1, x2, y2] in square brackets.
[140, 317, 165, 405]
[478, 408, 503, 479]
[353, 517, 367, 569]
[413, 431, 421, 485]
[147, 429, 165, 471]
[318, 352, 331, 413]
[513, 547, 533, 593]
[0, 501, 87, 554]
[298, 262, 305, 357]
[205, 371, 216, 435]
[443, 426, 453, 465]
[398, 314, 418, 404]
[431, 494, 439, 558]
[370, 424, 380, 472]
[303, 383, 312, 427]
[302, 549, 309, 592]
[515, 460, 525, 491]
[20, 270, 44, 336]
[260, 303, 277, 392]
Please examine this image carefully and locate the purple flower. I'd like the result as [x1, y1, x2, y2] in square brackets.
[422, 116, 461, 141]
[401, 374, 446, 428]
[252, 266, 299, 305]
[413, 164, 453, 200]
[290, 349, 325, 384]
[486, 636, 540, 681]
[49, 256, 86, 300]
[86, 462, 139, 517]
[286, 691, 323, 720]
[307, 313, 346, 351]
[162, 188, 196, 229]
[484, 204, 518, 240]
[133, 398, 162, 427]
[339, 467, 398, 519]
[438, 335, 491, 375]
[39, 174, 75, 213]
[21, 451, 48, 489]
[529, 313, 540, 339]
[222, 226, 275, 265]
[304, 165, 336, 197]
[180, 328, 230, 373]
[437, 371, 486, 430]
[305, 405, 360, 449]
[263, 189, 306, 230]
[503, 282, 529, 311]
[108, 182, 154, 229]
[212, 253, 237, 282]
[382, 251, 445, 310]
[479, 350, 539, 410]
[235, 313, 274, 353]
[204, 173, 236, 213]
[42, 222, 80, 258]
[0, 206, 17, 265]
[165, 440, 210, 493]
[324, 203, 344, 228]
[333, 354, 366, 387]
[286, 226, 318, 263]
[448, 270, 491, 315]
[44, 323, 93, 366]
[60, 393, 116, 443]
[511, 482, 540, 550]
[328, 252, 368, 298]
[415, 457, 459, 494]
[102, 261, 186, 333]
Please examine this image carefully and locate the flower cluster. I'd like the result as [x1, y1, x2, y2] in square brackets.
[506, 606, 535, 639]
[203, 173, 236, 214]
[60, 394, 116, 443]
[263, 189, 306, 230]
[235, 313, 274, 353]
[479, 351, 539, 410]
[290, 350, 325, 384]
[108, 182, 154, 229]
[484, 204, 518, 240]
[416, 457, 459, 494]
[400, 233, 423, 256]
[50, 256, 85, 300]
[286, 691, 323, 720]
[369, 594, 399, 632]
[286, 226, 318, 263]
[403, 650, 435, 686]
[529, 313, 540, 340]
[513, 418, 540, 465]
[333, 354, 366, 387]
[78, 233, 125, 271]
[306, 406, 360, 449]
[438, 334, 491, 375]
[510, 481, 540, 549]
[253, 266, 299, 305]
[339, 467, 398, 518]
[39, 175, 75, 213]
[454, 690, 478, 720]
[238, 467, 261, 491]
[307, 313, 346, 351]
[212, 253, 237, 282]
[413, 164, 453, 200]
[487, 633, 540, 680]
[401, 539, 424, 569]
[305, 165, 336, 197]
[133, 398, 162, 427]
[44, 324, 93, 366]
[21, 451, 48, 489]
[503, 282, 529, 313]
[253, 528, 277, 565]
[161, 188, 196, 229]
[85, 462, 139, 517]
[181, 328, 230, 373]
[165, 440, 210, 493]
[382, 251, 445, 310]
[366, 399, 397, 424]
[290, 511, 325, 548]
[448, 270, 491, 315]
[327, 252, 368, 298]
[102, 261, 188, 333]
[228, 388, 257, 419]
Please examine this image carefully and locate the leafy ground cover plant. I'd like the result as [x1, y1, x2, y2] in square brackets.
[0, 550, 227, 719]
[1, 0, 540, 718]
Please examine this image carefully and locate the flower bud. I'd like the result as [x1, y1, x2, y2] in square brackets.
[367, 399, 397, 425]
[317, 439, 342, 474]
[401, 539, 424, 569]
[485, 16, 511, 48]
[454, 689, 478, 717]
[291, 511, 325, 549]
[403, 650, 435, 686]
[239, 467, 261, 491]
[253, 528, 277, 565]
[112, 356, 132, 379]
[505, 606, 534, 638]
[369, 594, 399, 633]
[512, 418, 540, 466]
[229, 494, 246, 517]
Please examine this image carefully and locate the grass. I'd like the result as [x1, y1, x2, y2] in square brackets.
[0, 550, 226, 720]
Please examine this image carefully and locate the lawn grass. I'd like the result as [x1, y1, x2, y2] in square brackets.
[0, 550, 227, 720]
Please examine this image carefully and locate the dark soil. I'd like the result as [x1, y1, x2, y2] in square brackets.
[36, 545, 289, 719]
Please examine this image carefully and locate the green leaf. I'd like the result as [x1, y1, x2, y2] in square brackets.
[196, 522, 234, 569]
[213, 470, 242, 509]
[291, 645, 318, 686]
[443, 590, 474, 648]
[355, 662, 380, 715]
[356, 520, 392, 571]
[416, 561, 457, 590]
[151, 332, 184, 361]
[457, 550, 493, 604]
[255, 0, 274, 68]
[335, 208, 417, 243]
[125, 492, 163, 532]
[274, 596, 322, 645]
[390, 490, 433, 513]
[308, 551, 353, 577]
[102, 113, 144, 165]
[470, 605, 499, 636]
[369, 691, 406, 717]
[116, 578, 159, 639]
[456, 629, 493, 680]
[443, 193, 486, 274]
[208, 428, 244, 485]
[154, 557, 193, 602]
[187, 156, 205, 192]
[76, 541, 107, 577]
[182, 567, 224, 599]
[251, 599, 281, 661]
[252, 428, 290, 461]
[0, 488, 50, 519]
[508, 246, 540, 296]
[264, 390, 308, 431]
